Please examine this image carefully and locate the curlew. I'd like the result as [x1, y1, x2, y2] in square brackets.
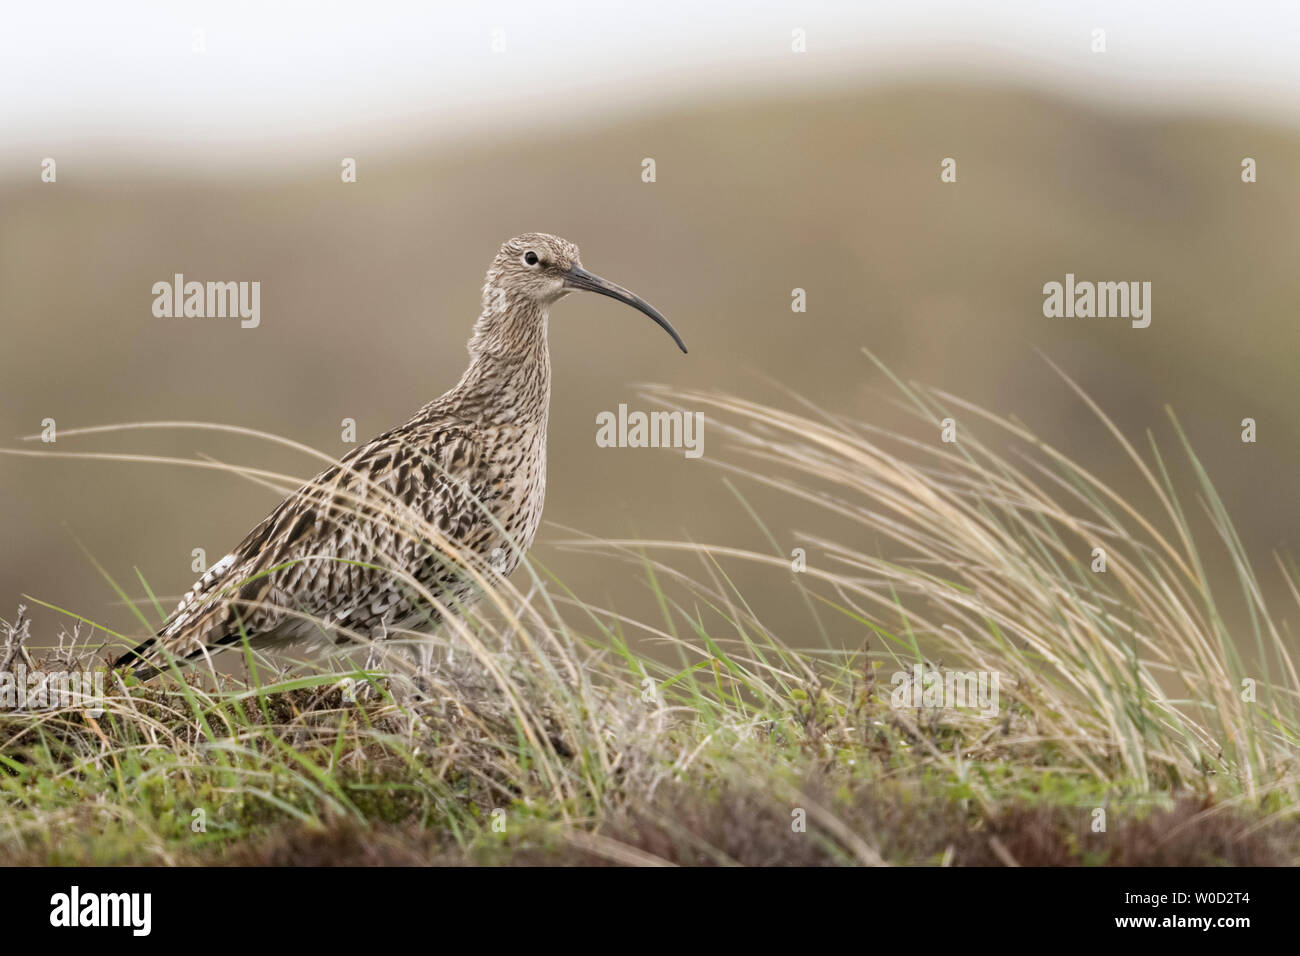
[115, 233, 686, 680]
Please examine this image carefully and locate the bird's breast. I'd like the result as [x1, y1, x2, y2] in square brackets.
[479, 423, 548, 558]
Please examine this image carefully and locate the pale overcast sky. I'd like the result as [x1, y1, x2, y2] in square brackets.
[2, 1, 1298, 167]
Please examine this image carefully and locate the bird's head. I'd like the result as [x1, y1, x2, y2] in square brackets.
[479, 232, 687, 354]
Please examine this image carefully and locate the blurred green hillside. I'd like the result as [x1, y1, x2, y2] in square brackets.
[2, 84, 1297, 655]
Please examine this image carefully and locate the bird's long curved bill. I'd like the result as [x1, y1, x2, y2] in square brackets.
[564, 265, 688, 354]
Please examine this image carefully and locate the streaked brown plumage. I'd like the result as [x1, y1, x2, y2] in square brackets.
[116, 233, 685, 680]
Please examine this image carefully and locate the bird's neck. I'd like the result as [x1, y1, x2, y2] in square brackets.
[456, 303, 551, 425]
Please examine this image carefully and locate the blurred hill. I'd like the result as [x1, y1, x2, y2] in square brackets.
[2, 84, 1298, 653]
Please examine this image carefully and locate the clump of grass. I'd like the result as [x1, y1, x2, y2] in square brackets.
[1, 356, 1297, 865]
[603, 352, 1300, 809]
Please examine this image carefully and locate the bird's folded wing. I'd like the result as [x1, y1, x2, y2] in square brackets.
[117, 420, 487, 672]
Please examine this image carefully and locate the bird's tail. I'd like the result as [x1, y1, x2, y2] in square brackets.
[114, 635, 234, 682]
[113, 637, 164, 682]
[115, 619, 246, 682]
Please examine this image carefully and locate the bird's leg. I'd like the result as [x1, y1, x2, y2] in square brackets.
[369, 621, 441, 704]
[342, 622, 393, 703]
[404, 638, 438, 701]
[363, 639, 381, 672]
[416, 637, 435, 680]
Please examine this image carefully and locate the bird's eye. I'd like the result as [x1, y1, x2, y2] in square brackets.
[523, 251, 540, 266]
